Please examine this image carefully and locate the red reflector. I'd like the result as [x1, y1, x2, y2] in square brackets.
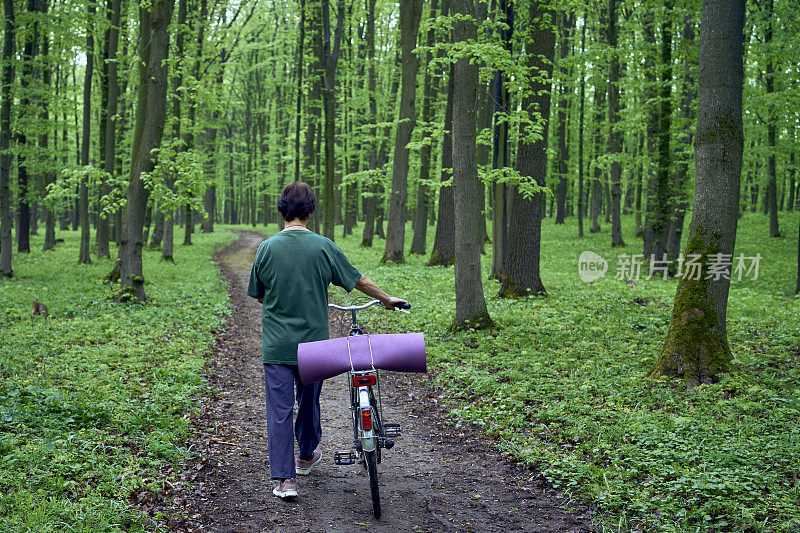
[361, 408, 372, 430]
[352, 375, 377, 387]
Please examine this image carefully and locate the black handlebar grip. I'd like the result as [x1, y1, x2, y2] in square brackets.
[395, 302, 411, 310]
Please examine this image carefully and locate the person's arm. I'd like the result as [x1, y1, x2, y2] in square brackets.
[354, 275, 407, 309]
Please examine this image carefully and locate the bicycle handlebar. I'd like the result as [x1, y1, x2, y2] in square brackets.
[328, 300, 411, 312]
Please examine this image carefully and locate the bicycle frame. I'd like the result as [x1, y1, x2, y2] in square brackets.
[330, 299, 408, 518]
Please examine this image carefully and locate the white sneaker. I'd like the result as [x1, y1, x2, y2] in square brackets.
[295, 447, 322, 476]
[273, 478, 298, 499]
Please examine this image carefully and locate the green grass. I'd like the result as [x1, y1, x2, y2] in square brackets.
[328, 211, 800, 532]
[0, 227, 236, 531]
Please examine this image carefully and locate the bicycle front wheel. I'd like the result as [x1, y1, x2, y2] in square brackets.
[364, 449, 381, 518]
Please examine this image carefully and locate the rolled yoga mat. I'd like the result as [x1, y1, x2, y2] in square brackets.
[298, 333, 426, 384]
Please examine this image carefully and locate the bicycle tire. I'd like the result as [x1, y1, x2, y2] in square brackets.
[365, 449, 381, 518]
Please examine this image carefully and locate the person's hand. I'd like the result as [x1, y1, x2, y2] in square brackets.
[380, 296, 407, 310]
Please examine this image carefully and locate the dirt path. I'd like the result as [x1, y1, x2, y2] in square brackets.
[179, 230, 596, 532]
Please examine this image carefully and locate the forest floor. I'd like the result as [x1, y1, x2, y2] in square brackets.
[174, 230, 596, 532]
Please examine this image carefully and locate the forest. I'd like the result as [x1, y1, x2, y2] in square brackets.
[1, 0, 799, 530]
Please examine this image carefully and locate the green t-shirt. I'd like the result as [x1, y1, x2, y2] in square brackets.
[247, 230, 362, 365]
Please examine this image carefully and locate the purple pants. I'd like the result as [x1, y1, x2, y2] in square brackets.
[263, 363, 323, 479]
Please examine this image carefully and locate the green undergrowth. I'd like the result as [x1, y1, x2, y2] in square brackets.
[326, 212, 800, 532]
[0, 227, 236, 531]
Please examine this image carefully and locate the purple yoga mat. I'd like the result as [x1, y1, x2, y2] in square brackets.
[298, 333, 426, 384]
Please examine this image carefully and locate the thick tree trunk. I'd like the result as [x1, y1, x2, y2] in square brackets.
[428, 68, 455, 267]
[0, 0, 14, 276]
[499, 0, 555, 298]
[450, 0, 492, 330]
[119, 0, 174, 301]
[384, 0, 423, 263]
[650, 0, 744, 386]
[607, 0, 624, 247]
[79, 0, 96, 264]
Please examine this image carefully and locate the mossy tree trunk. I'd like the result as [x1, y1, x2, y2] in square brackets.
[450, 0, 493, 331]
[498, 0, 555, 299]
[649, 0, 745, 387]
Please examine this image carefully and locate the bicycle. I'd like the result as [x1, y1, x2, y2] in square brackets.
[327, 298, 410, 519]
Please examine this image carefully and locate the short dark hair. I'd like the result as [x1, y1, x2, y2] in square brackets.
[277, 182, 316, 221]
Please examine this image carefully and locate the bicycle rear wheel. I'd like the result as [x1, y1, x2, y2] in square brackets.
[364, 449, 381, 518]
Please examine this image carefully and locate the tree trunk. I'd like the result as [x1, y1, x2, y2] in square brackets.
[577, 14, 586, 238]
[428, 67, 455, 267]
[79, 0, 96, 264]
[634, 133, 643, 236]
[787, 149, 795, 213]
[607, 0, 624, 247]
[97, 0, 122, 258]
[161, 0, 186, 261]
[294, 0, 305, 181]
[765, 1, 778, 237]
[796, 211, 800, 294]
[555, 12, 573, 225]
[450, 0, 493, 330]
[320, 0, 345, 240]
[590, 71, 605, 234]
[39, 6, 55, 252]
[360, 0, 378, 247]
[410, 0, 439, 255]
[499, 0, 555, 298]
[642, 6, 669, 259]
[0, 0, 14, 276]
[16, 0, 42, 255]
[667, 15, 695, 263]
[384, 0, 423, 263]
[490, 0, 512, 278]
[119, 0, 174, 301]
[650, 0, 744, 386]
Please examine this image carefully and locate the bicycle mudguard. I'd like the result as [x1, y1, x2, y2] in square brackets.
[297, 333, 427, 383]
